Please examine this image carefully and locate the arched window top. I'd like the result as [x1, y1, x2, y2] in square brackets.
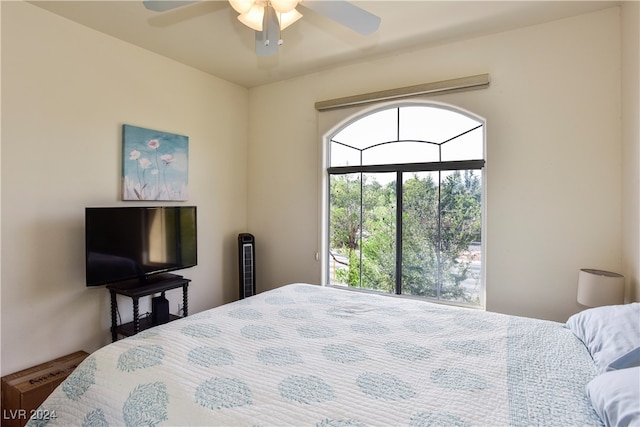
[330, 103, 484, 167]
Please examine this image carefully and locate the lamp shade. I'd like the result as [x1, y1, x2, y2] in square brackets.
[270, 0, 299, 13]
[229, 0, 255, 14]
[238, 3, 265, 31]
[577, 269, 625, 307]
[277, 8, 303, 30]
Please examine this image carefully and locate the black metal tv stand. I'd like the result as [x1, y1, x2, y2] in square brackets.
[106, 273, 191, 342]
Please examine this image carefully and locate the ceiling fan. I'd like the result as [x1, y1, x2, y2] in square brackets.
[143, 0, 381, 56]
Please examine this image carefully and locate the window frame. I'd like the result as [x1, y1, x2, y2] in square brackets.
[321, 101, 487, 308]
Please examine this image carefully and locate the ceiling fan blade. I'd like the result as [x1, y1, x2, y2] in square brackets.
[143, 1, 200, 12]
[301, 0, 381, 35]
[255, 7, 280, 56]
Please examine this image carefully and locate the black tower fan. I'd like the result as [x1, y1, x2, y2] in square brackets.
[238, 233, 256, 299]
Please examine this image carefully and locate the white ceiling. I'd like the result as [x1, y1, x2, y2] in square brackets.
[31, 0, 619, 88]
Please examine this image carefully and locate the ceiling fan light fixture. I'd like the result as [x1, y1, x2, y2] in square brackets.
[270, 0, 299, 14]
[238, 3, 265, 31]
[229, 0, 255, 14]
[277, 8, 303, 30]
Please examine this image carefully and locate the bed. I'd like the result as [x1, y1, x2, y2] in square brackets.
[29, 284, 640, 426]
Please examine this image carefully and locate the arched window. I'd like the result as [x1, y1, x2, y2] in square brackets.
[325, 102, 485, 306]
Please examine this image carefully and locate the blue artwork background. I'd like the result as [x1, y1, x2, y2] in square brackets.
[122, 124, 189, 201]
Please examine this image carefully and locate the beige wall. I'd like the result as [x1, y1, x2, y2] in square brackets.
[1, 2, 248, 375]
[622, 1, 640, 302]
[247, 7, 625, 322]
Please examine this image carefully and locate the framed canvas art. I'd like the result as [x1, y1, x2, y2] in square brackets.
[122, 124, 189, 201]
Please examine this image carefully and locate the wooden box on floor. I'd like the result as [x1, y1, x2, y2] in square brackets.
[1, 351, 89, 427]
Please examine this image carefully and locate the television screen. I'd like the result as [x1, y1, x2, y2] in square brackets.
[85, 206, 197, 286]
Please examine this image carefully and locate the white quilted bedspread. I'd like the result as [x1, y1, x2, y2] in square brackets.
[30, 284, 601, 426]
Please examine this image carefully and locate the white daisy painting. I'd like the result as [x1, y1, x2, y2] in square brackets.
[122, 124, 189, 201]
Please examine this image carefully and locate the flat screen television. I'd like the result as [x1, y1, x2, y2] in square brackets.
[85, 206, 197, 286]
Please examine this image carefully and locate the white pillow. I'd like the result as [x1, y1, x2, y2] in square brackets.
[586, 367, 640, 427]
[566, 302, 640, 372]
[608, 347, 640, 372]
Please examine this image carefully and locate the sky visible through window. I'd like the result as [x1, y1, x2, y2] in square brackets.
[330, 106, 483, 183]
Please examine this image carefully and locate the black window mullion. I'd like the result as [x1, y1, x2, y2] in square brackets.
[396, 171, 402, 295]
[359, 172, 364, 288]
[395, 109, 402, 295]
[328, 159, 484, 175]
[358, 149, 364, 289]
[437, 147, 442, 299]
[327, 174, 331, 284]
[436, 170, 442, 300]
[440, 124, 483, 145]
